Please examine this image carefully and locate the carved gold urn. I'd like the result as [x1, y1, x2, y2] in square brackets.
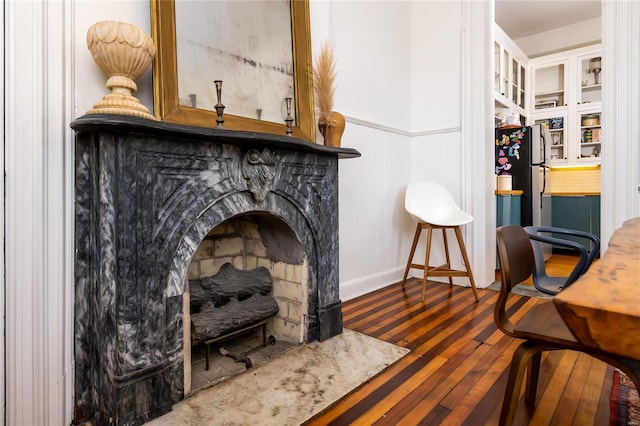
[86, 21, 156, 120]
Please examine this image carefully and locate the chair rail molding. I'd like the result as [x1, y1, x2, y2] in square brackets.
[4, 1, 75, 424]
[601, 0, 640, 251]
[345, 114, 460, 138]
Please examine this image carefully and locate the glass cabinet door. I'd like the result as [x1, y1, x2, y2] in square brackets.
[502, 50, 510, 99]
[535, 115, 567, 163]
[519, 64, 526, 109]
[578, 54, 602, 106]
[494, 42, 501, 94]
[511, 59, 526, 108]
[533, 61, 567, 111]
[578, 111, 601, 161]
[511, 58, 518, 105]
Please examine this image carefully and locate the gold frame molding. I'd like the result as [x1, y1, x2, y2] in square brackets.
[151, 0, 315, 141]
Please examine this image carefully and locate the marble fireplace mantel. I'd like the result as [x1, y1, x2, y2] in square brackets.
[71, 114, 359, 425]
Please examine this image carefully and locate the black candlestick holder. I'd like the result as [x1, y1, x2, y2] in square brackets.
[284, 97, 294, 135]
[214, 80, 225, 127]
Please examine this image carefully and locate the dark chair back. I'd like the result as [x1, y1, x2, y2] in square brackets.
[495, 225, 535, 336]
[525, 226, 600, 294]
[496, 225, 535, 290]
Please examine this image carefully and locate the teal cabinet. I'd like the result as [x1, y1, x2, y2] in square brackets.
[590, 196, 601, 240]
[496, 194, 521, 269]
[496, 194, 521, 227]
[551, 195, 600, 250]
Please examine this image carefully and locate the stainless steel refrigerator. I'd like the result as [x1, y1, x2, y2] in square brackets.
[495, 124, 550, 227]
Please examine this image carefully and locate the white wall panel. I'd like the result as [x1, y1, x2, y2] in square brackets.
[309, 0, 331, 58]
[0, 3, 4, 424]
[332, 0, 493, 298]
[601, 0, 640, 249]
[5, 1, 74, 424]
[410, 1, 462, 133]
[460, 0, 494, 289]
[338, 121, 413, 300]
[74, 1, 153, 117]
[411, 132, 463, 190]
[405, 0, 495, 291]
[328, 1, 412, 130]
[408, 132, 468, 283]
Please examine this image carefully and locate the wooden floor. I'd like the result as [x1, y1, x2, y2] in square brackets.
[306, 255, 616, 426]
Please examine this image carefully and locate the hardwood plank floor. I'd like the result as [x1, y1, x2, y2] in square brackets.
[306, 256, 616, 426]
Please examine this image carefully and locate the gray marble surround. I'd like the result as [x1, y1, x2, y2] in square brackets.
[71, 115, 360, 425]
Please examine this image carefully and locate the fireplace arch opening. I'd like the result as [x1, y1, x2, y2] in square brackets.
[183, 213, 309, 394]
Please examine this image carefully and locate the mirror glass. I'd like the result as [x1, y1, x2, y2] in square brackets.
[175, 1, 296, 124]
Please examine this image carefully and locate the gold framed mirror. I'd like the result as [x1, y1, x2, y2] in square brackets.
[151, 0, 315, 141]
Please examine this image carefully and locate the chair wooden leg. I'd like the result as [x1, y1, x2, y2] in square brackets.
[402, 223, 422, 287]
[499, 341, 542, 426]
[525, 351, 542, 405]
[422, 225, 434, 301]
[454, 226, 479, 302]
[441, 228, 453, 286]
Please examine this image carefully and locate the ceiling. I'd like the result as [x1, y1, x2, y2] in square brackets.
[495, 0, 601, 40]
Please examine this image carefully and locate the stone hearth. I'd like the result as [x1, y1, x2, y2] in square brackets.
[71, 114, 359, 425]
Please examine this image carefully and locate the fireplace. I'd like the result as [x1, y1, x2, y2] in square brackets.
[72, 114, 359, 425]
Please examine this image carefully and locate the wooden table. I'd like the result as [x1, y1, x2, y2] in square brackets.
[554, 217, 640, 361]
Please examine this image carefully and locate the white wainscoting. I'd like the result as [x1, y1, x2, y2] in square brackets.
[0, 4, 5, 425]
[4, 1, 75, 425]
[601, 1, 640, 249]
[338, 118, 413, 301]
[338, 0, 493, 300]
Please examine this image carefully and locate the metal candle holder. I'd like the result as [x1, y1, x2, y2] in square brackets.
[214, 80, 225, 127]
[284, 97, 294, 135]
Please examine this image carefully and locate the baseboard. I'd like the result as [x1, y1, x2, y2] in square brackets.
[339, 267, 406, 301]
[340, 267, 488, 302]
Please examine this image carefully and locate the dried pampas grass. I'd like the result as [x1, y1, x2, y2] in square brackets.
[313, 41, 337, 126]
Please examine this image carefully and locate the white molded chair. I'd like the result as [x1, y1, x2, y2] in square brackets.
[401, 181, 479, 302]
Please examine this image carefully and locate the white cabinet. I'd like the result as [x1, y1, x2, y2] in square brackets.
[577, 52, 602, 106]
[534, 113, 568, 164]
[530, 45, 602, 166]
[511, 57, 526, 110]
[532, 60, 569, 111]
[494, 41, 509, 99]
[578, 109, 602, 160]
[493, 32, 603, 167]
[494, 25, 528, 119]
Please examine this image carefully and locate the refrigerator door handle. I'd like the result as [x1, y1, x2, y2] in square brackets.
[531, 147, 545, 168]
[539, 127, 553, 167]
[530, 124, 547, 167]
